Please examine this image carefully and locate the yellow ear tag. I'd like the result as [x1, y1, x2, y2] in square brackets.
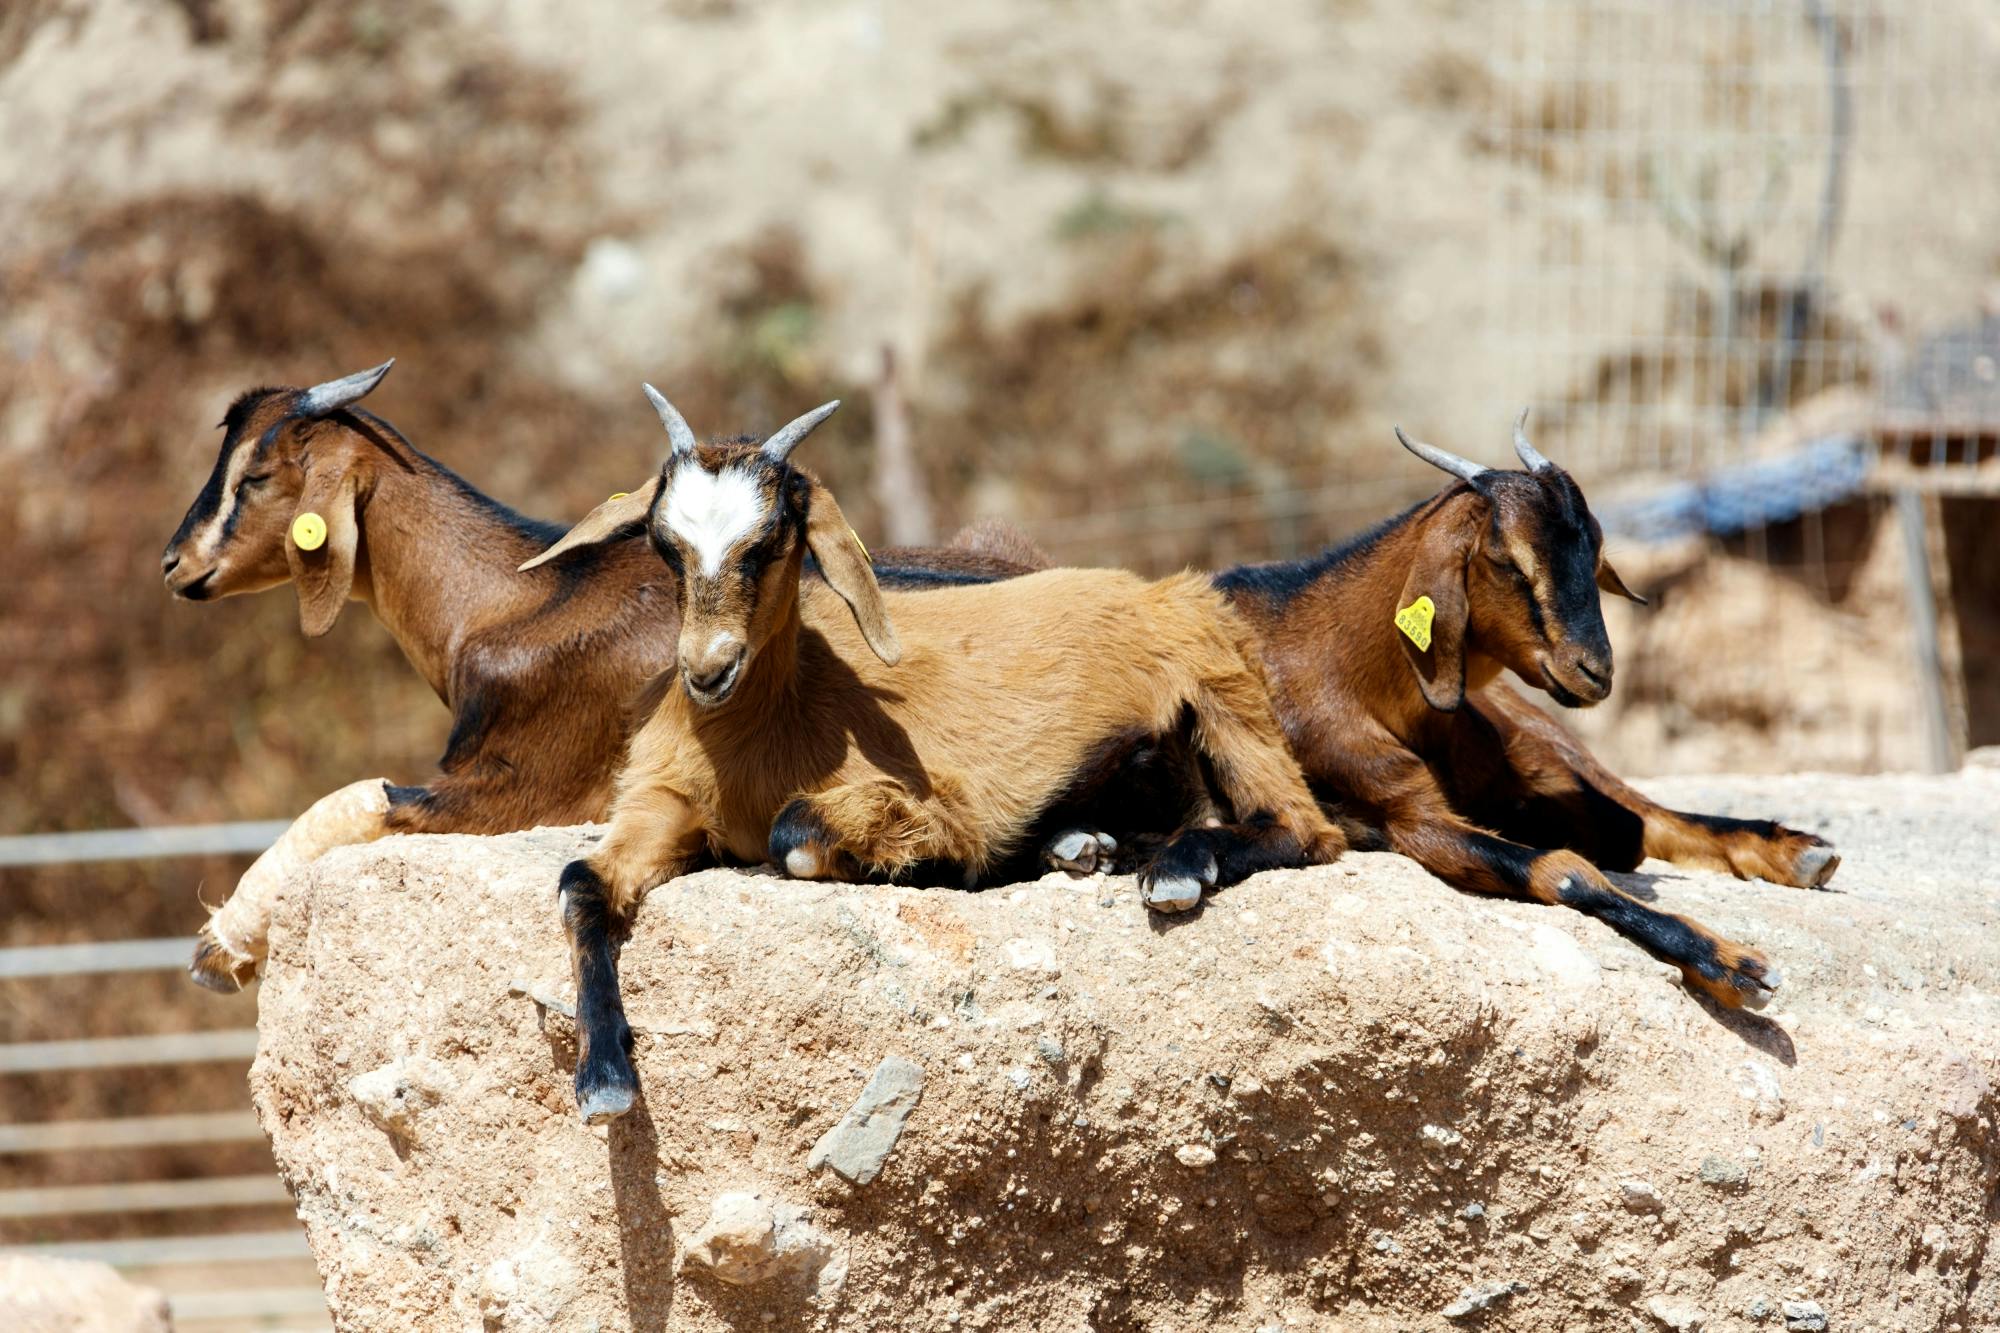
[291, 512, 328, 552]
[1395, 595, 1435, 651]
[850, 528, 870, 560]
[608, 492, 628, 501]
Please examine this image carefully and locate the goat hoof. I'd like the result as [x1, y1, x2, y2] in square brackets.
[576, 1070, 638, 1125]
[1145, 876, 1204, 912]
[1793, 844, 1840, 889]
[189, 932, 257, 993]
[1723, 957, 1783, 1011]
[1045, 829, 1116, 875]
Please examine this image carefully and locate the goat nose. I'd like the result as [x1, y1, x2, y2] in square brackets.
[162, 552, 180, 575]
[685, 659, 735, 693]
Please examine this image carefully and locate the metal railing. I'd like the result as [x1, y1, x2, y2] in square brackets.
[1, 821, 327, 1330]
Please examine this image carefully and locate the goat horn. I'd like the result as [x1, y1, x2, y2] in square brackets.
[760, 400, 841, 465]
[1512, 407, 1552, 472]
[299, 359, 394, 416]
[642, 384, 700, 457]
[1394, 426, 1488, 484]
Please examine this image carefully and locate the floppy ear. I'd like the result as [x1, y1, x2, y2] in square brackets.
[286, 464, 362, 638]
[1596, 557, 1647, 605]
[803, 482, 900, 666]
[1395, 498, 1476, 712]
[518, 475, 662, 571]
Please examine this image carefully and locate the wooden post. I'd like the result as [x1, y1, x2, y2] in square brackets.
[1894, 487, 1955, 772]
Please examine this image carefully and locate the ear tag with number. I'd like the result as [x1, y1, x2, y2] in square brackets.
[850, 528, 870, 560]
[1394, 595, 1435, 651]
[291, 512, 328, 552]
[608, 491, 629, 501]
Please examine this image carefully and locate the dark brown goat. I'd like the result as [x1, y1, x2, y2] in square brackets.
[161, 361, 1037, 989]
[1208, 413, 1837, 1010]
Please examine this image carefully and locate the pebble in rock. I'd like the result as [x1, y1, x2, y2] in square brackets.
[1620, 1179, 1664, 1212]
[1699, 1156, 1748, 1188]
[806, 1055, 925, 1185]
[1441, 1279, 1527, 1321]
[1645, 1295, 1706, 1331]
[1174, 1144, 1217, 1169]
[1781, 1300, 1828, 1331]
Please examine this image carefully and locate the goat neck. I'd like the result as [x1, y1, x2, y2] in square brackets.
[354, 452, 566, 701]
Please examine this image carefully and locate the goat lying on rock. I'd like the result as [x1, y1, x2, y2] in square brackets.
[528, 388, 1347, 1123]
[1207, 413, 1836, 1010]
[161, 361, 1038, 990]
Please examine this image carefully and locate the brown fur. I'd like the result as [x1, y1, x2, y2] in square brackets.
[162, 377, 1039, 988]
[1219, 444, 1832, 1011]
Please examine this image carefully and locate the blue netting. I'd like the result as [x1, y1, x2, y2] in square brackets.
[1596, 436, 1872, 543]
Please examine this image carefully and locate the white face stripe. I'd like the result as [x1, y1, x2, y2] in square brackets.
[661, 464, 769, 577]
[196, 438, 261, 559]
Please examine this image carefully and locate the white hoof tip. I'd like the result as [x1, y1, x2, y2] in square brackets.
[1796, 846, 1839, 888]
[784, 846, 823, 879]
[578, 1085, 636, 1125]
[1145, 877, 1203, 913]
[1093, 832, 1118, 854]
[1737, 975, 1781, 1011]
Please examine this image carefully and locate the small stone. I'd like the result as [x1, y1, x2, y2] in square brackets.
[1462, 1201, 1485, 1221]
[1036, 1037, 1065, 1065]
[806, 1055, 924, 1185]
[681, 1191, 835, 1288]
[1620, 1179, 1664, 1212]
[1442, 1279, 1527, 1320]
[1174, 1144, 1217, 1169]
[1645, 1295, 1706, 1331]
[1604, 1265, 1642, 1292]
[1746, 1298, 1771, 1321]
[1781, 1300, 1828, 1331]
[1699, 1156, 1748, 1188]
[348, 1055, 457, 1143]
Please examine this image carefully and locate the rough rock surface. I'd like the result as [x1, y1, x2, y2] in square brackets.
[0, 1256, 173, 1333]
[251, 772, 2000, 1331]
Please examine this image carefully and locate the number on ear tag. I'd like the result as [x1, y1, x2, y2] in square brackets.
[291, 512, 328, 552]
[1395, 595, 1436, 651]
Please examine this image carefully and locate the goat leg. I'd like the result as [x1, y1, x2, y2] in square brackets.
[1390, 815, 1781, 1010]
[558, 859, 638, 1125]
[190, 777, 391, 993]
[769, 780, 944, 881]
[1138, 812, 1342, 913]
[1476, 685, 1839, 888]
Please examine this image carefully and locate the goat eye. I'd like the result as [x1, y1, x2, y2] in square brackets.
[239, 471, 273, 491]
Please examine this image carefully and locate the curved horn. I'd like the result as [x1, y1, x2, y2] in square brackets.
[1512, 407, 1552, 472]
[642, 383, 700, 457]
[1394, 425, 1488, 484]
[761, 400, 841, 465]
[299, 359, 394, 416]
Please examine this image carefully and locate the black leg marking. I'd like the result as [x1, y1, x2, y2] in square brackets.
[1556, 874, 1778, 1007]
[559, 859, 638, 1124]
[768, 797, 842, 880]
[1138, 815, 1312, 914]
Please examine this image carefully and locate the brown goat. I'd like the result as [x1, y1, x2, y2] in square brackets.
[532, 388, 1345, 1122]
[1209, 413, 1836, 1010]
[161, 361, 1037, 989]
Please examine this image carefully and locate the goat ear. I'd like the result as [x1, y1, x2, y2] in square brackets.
[519, 476, 662, 571]
[1396, 501, 1474, 712]
[803, 483, 900, 666]
[286, 465, 362, 638]
[1596, 557, 1647, 605]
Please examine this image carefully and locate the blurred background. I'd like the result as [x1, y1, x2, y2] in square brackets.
[2, 1, 1996, 1327]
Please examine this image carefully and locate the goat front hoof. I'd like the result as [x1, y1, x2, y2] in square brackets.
[576, 1066, 639, 1125]
[1793, 844, 1840, 889]
[1044, 829, 1117, 875]
[189, 929, 257, 993]
[1704, 951, 1782, 1011]
[1144, 875, 1204, 912]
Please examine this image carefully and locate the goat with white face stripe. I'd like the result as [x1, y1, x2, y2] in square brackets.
[529, 388, 897, 709]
